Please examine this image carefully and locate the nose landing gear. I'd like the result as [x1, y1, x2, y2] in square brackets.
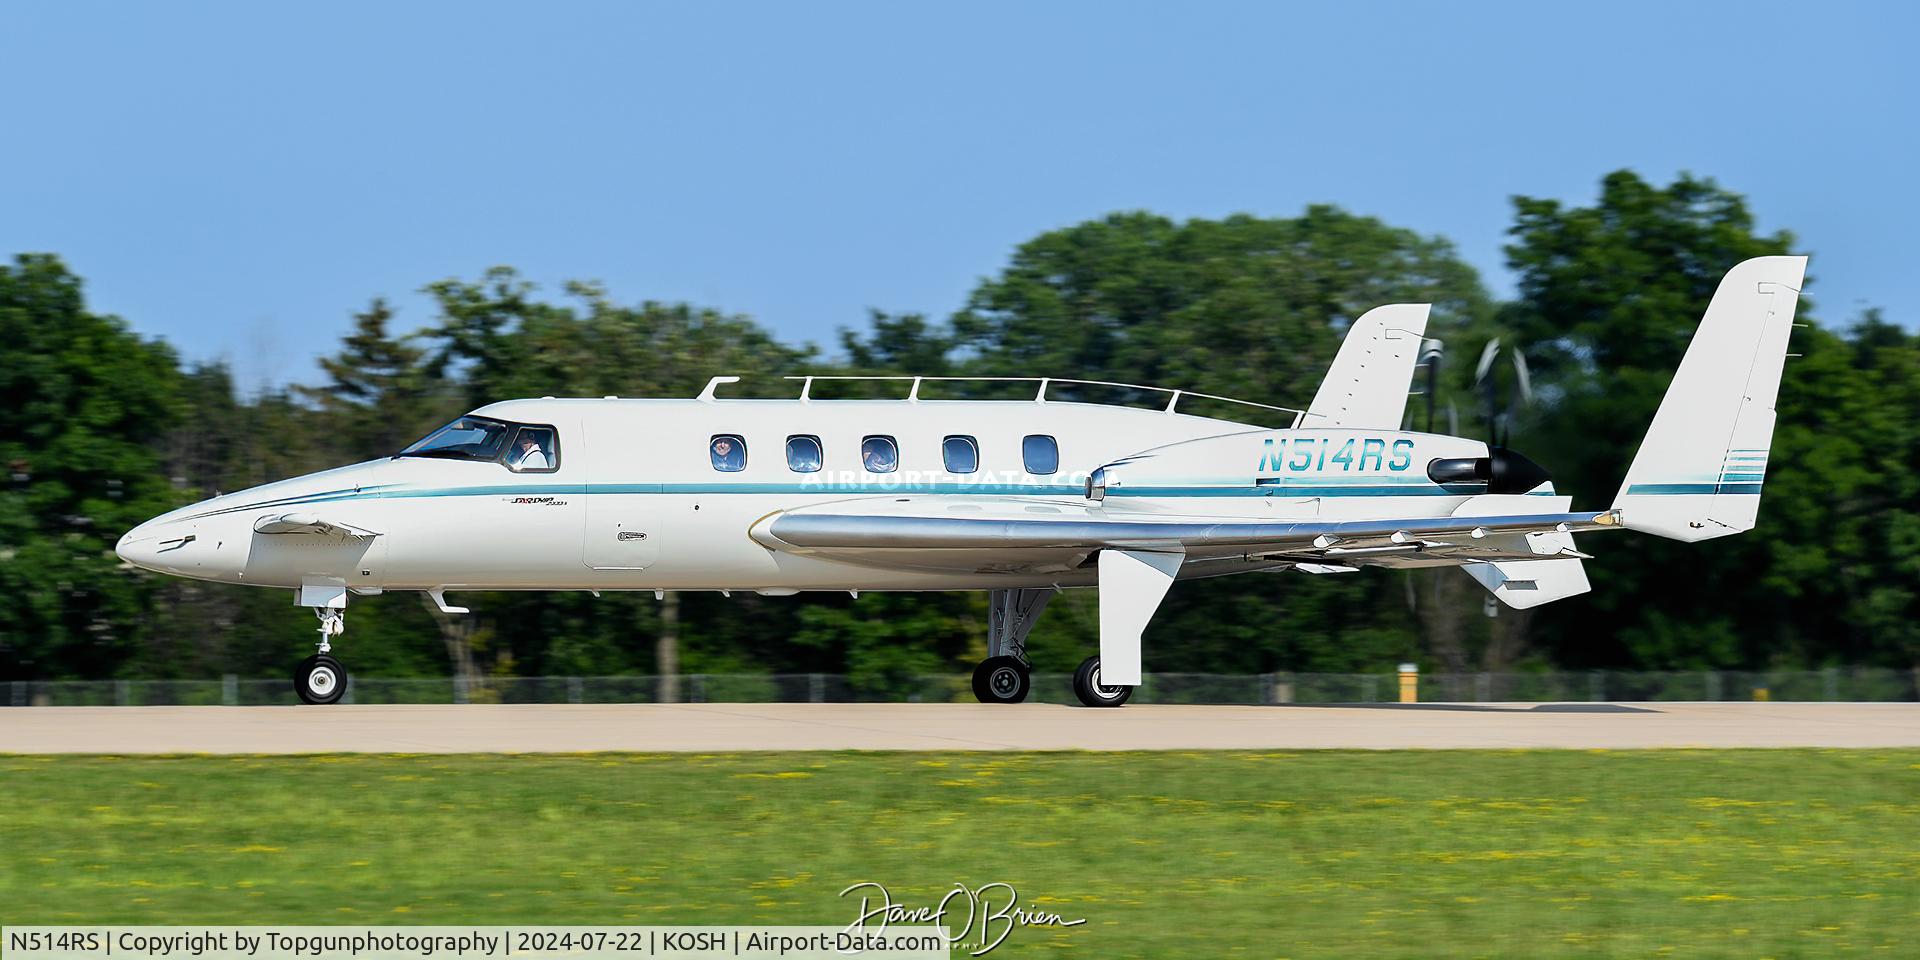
[295, 654, 347, 704]
[295, 607, 350, 705]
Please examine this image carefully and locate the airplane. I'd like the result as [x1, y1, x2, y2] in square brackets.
[116, 256, 1805, 708]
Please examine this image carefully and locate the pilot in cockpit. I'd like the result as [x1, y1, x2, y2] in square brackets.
[511, 432, 551, 471]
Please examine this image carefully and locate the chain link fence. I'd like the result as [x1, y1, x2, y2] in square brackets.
[4, 667, 1917, 706]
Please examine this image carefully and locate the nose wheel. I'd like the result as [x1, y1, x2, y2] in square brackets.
[971, 655, 1031, 704]
[295, 654, 348, 705]
[294, 605, 350, 705]
[1072, 655, 1133, 707]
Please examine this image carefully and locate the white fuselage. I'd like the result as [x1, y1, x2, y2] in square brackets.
[116, 396, 1497, 595]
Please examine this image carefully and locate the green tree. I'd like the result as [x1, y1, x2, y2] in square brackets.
[294, 298, 444, 461]
[955, 208, 1490, 403]
[0, 254, 185, 678]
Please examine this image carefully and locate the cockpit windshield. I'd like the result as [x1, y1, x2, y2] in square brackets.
[398, 416, 516, 463]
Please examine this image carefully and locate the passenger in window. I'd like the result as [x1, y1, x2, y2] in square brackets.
[862, 437, 897, 473]
[510, 431, 551, 471]
[711, 436, 746, 472]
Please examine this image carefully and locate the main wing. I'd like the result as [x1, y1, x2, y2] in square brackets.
[748, 495, 1618, 575]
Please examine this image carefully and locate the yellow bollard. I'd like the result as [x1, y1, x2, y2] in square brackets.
[1398, 663, 1419, 704]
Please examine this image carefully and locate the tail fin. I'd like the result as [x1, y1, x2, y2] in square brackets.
[1613, 256, 1807, 541]
[1304, 303, 1431, 429]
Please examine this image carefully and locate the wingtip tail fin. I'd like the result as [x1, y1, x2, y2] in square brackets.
[1612, 256, 1807, 542]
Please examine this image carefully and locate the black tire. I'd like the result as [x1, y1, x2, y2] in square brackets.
[1072, 655, 1133, 708]
[971, 656, 1031, 704]
[294, 654, 347, 705]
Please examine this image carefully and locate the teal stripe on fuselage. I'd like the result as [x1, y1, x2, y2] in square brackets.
[1116, 484, 1463, 498]
[174, 477, 1506, 517]
[175, 484, 402, 522]
[1626, 483, 1763, 496]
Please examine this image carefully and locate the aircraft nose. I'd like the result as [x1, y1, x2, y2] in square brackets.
[116, 524, 160, 570]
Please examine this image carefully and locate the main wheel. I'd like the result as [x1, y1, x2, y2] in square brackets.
[971, 656, 1031, 704]
[1072, 655, 1133, 707]
[294, 654, 347, 705]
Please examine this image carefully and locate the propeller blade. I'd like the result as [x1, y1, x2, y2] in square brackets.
[1499, 347, 1533, 449]
[1477, 339, 1501, 444]
[1473, 339, 1501, 383]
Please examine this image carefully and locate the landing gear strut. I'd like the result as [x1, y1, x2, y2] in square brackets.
[970, 588, 1051, 704]
[295, 606, 350, 705]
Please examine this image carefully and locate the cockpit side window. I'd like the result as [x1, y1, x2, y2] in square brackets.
[399, 416, 563, 472]
[861, 436, 899, 474]
[507, 426, 559, 473]
[1022, 435, 1059, 475]
[399, 416, 517, 464]
[710, 434, 747, 472]
[786, 435, 823, 473]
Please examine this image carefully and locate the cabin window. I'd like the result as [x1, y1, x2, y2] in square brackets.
[1022, 435, 1059, 475]
[942, 435, 978, 474]
[506, 426, 560, 473]
[861, 436, 899, 474]
[786, 435, 823, 473]
[709, 434, 747, 472]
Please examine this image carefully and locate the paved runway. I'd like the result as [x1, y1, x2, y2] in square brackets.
[3, 702, 1919, 753]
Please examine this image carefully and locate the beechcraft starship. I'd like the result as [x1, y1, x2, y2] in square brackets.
[117, 257, 1806, 707]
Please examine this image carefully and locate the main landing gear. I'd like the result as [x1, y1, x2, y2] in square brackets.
[967, 588, 1141, 706]
[972, 656, 1030, 704]
[970, 588, 1050, 704]
[294, 607, 349, 705]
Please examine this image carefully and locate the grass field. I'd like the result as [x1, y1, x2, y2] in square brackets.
[2, 750, 1917, 958]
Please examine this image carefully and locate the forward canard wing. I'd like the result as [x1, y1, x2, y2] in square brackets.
[252, 513, 382, 538]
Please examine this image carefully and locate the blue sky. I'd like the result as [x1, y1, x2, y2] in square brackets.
[3, 1, 1913, 390]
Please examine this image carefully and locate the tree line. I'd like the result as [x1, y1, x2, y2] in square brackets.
[3, 170, 1916, 688]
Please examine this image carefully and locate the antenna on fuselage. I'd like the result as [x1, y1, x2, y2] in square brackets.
[697, 376, 739, 402]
